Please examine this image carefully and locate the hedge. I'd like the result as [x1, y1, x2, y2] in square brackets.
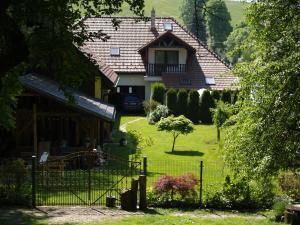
[151, 83, 166, 104]
[187, 90, 200, 123]
[166, 88, 177, 115]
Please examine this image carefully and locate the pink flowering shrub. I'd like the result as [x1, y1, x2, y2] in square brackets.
[153, 173, 198, 201]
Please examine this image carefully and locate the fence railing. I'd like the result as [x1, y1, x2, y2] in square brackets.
[147, 64, 187, 76]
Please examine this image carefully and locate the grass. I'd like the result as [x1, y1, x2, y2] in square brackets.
[119, 0, 248, 27]
[107, 115, 229, 198]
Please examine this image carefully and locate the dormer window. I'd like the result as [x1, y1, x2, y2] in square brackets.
[164, 23, 173, 31]
[110, 47, 120, 56]
[205, 77, 215, 85]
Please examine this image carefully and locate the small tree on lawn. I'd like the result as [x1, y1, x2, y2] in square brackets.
[157, 115, 194, 152]
[151, 83, 166, 104]
[166, 88, 177, 115]
[211, 101, 230, 143]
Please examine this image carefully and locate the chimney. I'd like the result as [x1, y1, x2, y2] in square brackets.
[150, 8, 156, 31]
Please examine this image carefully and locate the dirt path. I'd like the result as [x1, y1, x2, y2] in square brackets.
[0, 207, 268, 225]
[119, 117, 146, 132]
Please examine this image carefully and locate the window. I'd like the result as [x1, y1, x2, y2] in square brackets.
[205, 77, 215, 85]
[164, 23, 173, 31]
[155, 50, 179, 65]
[110, 47, 120, 56]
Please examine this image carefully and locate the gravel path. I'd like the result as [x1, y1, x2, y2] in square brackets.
[119, 118, 146, 132]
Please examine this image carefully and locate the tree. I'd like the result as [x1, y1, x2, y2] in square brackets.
[206, 0, 232, 54]
[187, 90, 200, 123]
[177, 89, 188, 116]
[199, 90, 214, 123]
[151, 83, 166, 104]
[224, 1, 300, 178]
[166, 88, 177, 115]
[0, 0, 145, 129]
[225, 22, 253, 65]
[211, 101, 232, 142]
[157, 115, 194, 152]
[181, 0, 207, 43]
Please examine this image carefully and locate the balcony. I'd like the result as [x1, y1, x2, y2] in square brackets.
[147, 64, 187, 76]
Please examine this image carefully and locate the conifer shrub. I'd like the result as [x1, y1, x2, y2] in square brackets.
[166, 88, 177, 115]
[176, 89, 188, 116]
[199, 90, 214, 124]
[211, 90, 221, 101]
[187, 90, 200, 123]
[221, 89, 231, 103]
[151, 83, 166, 104]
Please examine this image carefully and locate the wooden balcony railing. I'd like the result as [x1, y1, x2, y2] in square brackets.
[147, 64, 187, 76]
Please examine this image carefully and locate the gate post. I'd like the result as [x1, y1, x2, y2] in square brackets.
[139, 175, 147, 210]
[32, 155, 36, 208]
[143, 156, 147, 175]
[199, 161, 203, 208]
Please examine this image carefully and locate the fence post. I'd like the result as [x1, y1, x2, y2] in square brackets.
[31, 155, 36, 208]
[143, 156, 147, 176]
[199, 160, 203, 208]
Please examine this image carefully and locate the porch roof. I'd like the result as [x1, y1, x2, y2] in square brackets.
[19, 74, 116, 122]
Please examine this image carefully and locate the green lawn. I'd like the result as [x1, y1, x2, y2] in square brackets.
[107, 115, 229, 198]
[119, 0, 248, 27]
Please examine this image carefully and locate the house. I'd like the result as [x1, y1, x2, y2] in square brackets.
[81, 9, 237, 102]
[0, 57, 118, 160]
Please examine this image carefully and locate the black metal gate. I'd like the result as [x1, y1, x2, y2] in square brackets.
[33, 152, 142, 206]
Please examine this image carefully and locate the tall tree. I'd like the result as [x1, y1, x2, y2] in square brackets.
[181, 0, 207, 43]
[206, 0, 232, 54]
[225, 22, 253, 65]
[0, 0, 145, 129]
[224, 0, 300, 178]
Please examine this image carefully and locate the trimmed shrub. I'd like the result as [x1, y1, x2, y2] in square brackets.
[166, 88, 177, 115]
[149, 105, 169, 124]
[187, 90, 200, 123]
[199, 90, 214, 124]
[221, 89, 231, 103]
[143, 99, 160, 115]
[278, 172, 300, 201]
[151, 83, 166, 104]
[211, 90, 221, 101]
[176, 89, 188, 116]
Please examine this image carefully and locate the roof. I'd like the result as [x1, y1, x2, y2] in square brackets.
[80, 46, 119, 86]
[138, 31, 195, 53]
[82, 16, 237, 89]
[19, 74, 116, 121]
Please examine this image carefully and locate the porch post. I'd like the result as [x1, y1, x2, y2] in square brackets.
[33, 103, 38, 156]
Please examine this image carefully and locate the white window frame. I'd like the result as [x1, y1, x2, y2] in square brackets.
[163, 23, 173, 31]
[110, 47, 120, 56]
[205, 77, 216, 85]
[117, 87, 120, 93]
[129, 87, 132, 94]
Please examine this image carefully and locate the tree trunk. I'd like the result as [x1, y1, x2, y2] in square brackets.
[172, 135, 176, 152]
[217, 127, 220, 143]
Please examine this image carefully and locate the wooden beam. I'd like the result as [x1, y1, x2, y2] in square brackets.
[33, 103, 38, 156]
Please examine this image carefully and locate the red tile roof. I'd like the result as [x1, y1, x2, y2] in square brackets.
[82, 16, 237, 90]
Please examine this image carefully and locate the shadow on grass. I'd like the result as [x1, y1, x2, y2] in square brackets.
[165, 150, 204, 156]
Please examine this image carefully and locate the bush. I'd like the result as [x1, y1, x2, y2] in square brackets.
[278, 172, 300, 202]
[166, 88, 177, 115]
[187, 90, 200, 123]
[149, 105, 169, 124]
[143, 99, 160, 116]
[151, 83, 166, 104]
[205, 175, 275, 210]
[150, 173, 198, 206]
[0, 159, 31, 206]
[273, 200, 288, 222]
[199, 90, 214, 124]
[177, 89, 188, 116]
[221, 89, 231, 103]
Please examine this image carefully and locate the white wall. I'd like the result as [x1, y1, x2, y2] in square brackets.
[117, 74, 152, 100]
[148, 48, 187, 64]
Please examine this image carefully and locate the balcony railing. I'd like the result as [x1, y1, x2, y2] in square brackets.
[147, 64, 187, 76]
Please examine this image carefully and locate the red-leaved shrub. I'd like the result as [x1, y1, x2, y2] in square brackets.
[153, 173, 198, 200]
